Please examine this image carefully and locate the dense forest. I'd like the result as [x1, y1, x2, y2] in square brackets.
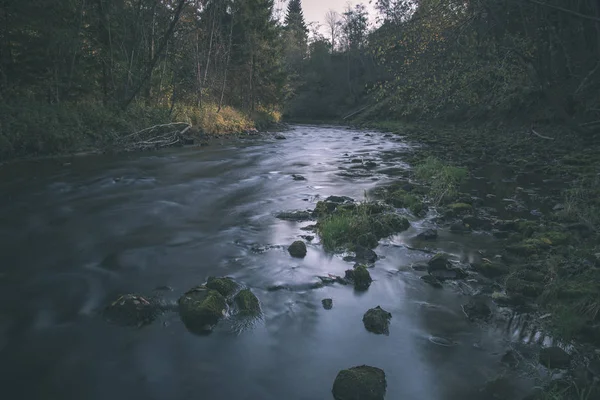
[1, 0, 600, 160]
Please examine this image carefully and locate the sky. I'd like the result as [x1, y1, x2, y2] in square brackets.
[274, 0, 378, 33]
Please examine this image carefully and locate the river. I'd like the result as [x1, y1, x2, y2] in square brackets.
[0, 125, 537, 399]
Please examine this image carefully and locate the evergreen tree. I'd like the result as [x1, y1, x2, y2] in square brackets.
[284, 0, 308, 36]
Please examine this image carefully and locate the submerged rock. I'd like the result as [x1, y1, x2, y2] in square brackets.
[233, 289, 261, 316]
[288, 241, 307, 258]
[355, 245, 378, 264]
[292, 174, 306, 181]
[427, 253, 467, 280]
[471, 260, 510, 278]
[322, 298, 333, 310]
[462, 298, 491, 321]
[363, 306, 392, 335]
[450, 222, 472, 234]
[332, 365, 387, 400]
[416, 229, 438, 240]
[539, 347, 571, 369]
[276, 210, 313, 221]
[206, 276, 240, 298]
[421, 275, 443, 288]
[274, 134, 286, 140]
[104, 294, 159, 327]
[427, 253, 452, 271]
[178, 286, 227, 334]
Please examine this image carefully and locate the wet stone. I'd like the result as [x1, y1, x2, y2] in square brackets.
[363, 306, 392, 335]
[421, 275, 443, 288]
[462, 298, 491, 321]
[276, 210, 313, 221]
[332, 365, 387, 400]
[103, 294, 159, 327]
[322, 298, 333, 310]
[206, 276, 240, 298]
[288, 241, 307, 258]
[233, 289, 261, 316]
[178, 286, 227, 334]
[292, 174, 306, 181]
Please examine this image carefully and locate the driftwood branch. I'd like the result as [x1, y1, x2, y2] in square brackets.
[530, 127, 555, 140]
[115, 122, 193, 152]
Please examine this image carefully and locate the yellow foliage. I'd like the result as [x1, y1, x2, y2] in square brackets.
[173, 103, 255, 135]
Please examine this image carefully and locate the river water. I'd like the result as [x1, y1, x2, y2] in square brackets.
[0, 125, 535, 399]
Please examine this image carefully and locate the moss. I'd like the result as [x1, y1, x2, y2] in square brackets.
[178, 287, 227, 334]
[206, 277, 240, 298]
[413, 157, 468, 203]
[385, 189, 423, 214]
[471, 261, 510, 278]
[371, 213, 410, 237]
[506, 278, 543, 298]
[353, 265, 373, 291]
[447, 203, 472, 213]
[234, 289, 261, 316]
[332, 365, 387, 400]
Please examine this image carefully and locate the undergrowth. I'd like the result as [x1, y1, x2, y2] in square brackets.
[413, 156, 468, 204]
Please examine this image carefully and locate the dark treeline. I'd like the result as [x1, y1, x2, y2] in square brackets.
[290, 0, 600, 132]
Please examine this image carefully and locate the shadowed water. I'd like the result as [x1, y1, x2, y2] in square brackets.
[0, 125, 538, 399]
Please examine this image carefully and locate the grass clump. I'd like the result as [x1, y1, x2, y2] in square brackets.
[413, 156, 468, 204]
[385, 189, 424, 214]
[318, 202, 410, 251]
[559, 176, 600, 229]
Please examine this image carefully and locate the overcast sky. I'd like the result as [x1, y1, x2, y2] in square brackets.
[275, 0, 377, 33]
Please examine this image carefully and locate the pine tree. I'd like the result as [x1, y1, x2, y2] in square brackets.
[284, 0, 308, 36]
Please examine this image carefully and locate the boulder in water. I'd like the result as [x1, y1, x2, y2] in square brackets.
[233, 289, 261, 316]
[322, 298, 333, 310]
[353, 265, 373, 291]
[288, 241, 307, 258]
[355, 245, 378, 263]
[206, 276, 240, 298]
[332, 365, 387, 400]
[274, 134, 286, 140]
[363, 306, 392, 335]
[178, 286, 227, 334]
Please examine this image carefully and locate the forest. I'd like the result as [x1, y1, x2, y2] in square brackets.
[1, 0, 600, 159]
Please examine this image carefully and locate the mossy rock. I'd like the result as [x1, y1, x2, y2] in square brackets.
[206, 276, 240, 298]
[288, 241, 307, 258]
[506, 278, 543, 298]
[332, 365, 387, 400]
[447, 203, 472, 214]
[313, 200, 337, 218]
[355, 232, 379, 249]
[178, 286, 227, 334]
[363, 306, 392, 335]
[471, 261, 510, 278]
[275, 210, 313, 221]
[427, 253, 451, 271]
[372, 213, 410, 237]
[103, 294, 159, 327]
[233, 289, 261, 316]
[353, 265, 373, 291]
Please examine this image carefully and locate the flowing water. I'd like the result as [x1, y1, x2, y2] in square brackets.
[0, 125, 542, 399]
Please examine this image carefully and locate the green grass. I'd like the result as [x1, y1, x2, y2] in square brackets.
[317, 202, 410, 251]
[413, 156, 468, 204]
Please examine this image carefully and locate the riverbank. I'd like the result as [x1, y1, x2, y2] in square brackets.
[358, 120, 600, 397]
[0, 100, 282, 163]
